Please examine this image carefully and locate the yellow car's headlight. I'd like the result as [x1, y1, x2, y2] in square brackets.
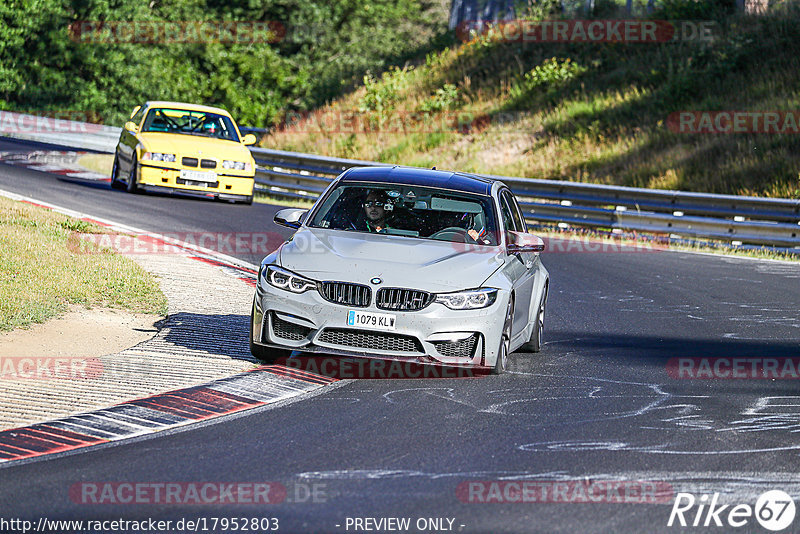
[142, 152, 176, 162]
[222, 160, 252, 172]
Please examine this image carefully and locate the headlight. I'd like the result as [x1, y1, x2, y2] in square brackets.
[435, 288, 498, 310]
[222, 160, 252, 171]
[141, 152, 176, 162]
[262, 265, 317, 293]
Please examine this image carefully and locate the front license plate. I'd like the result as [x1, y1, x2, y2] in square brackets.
[180, 169, 217, 183]
[347, 310, 396, 331]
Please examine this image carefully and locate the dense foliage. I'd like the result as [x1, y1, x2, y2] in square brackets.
[0, 0, 448, 125]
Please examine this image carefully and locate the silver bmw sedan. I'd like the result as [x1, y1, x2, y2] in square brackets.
[250, 166, 549, 374]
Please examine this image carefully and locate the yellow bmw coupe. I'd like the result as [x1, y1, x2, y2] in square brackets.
[112, 101, 258, 204]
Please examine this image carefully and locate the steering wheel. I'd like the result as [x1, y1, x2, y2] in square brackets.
[430, 226, 470, 242]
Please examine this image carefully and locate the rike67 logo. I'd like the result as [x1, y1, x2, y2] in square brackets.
[668, 490, 796, 531]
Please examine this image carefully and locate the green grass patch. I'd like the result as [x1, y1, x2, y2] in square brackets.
[0, 196, 167, 331]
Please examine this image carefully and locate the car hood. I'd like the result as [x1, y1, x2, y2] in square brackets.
[279, 227, 505, 292]
[138, 133, 252, 161]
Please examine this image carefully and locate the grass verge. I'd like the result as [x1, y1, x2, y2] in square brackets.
[0, 196, 167, 331]
[77, 153, 113, 177]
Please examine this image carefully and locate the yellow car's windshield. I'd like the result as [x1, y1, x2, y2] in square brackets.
[141, 108, 240, 142]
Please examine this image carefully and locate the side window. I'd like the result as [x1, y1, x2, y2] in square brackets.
[499, 193, 517, 236]
[507, 192, 527, 233]
[131, 106, 146, 127]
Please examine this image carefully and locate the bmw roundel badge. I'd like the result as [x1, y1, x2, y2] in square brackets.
[370, 277, 382, 285]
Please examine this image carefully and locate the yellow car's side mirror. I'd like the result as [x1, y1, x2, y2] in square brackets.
[124, 121, 139, 133]
[242, 133, 257, 146]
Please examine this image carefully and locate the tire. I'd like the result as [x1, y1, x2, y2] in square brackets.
[126, 156, 140, 193]
[521, 286, 547, 353]
[110, 154, 125, 190]
[249, 302, 292, 363]
[243, 194, 254, 205]
[492, 300, 513, 375]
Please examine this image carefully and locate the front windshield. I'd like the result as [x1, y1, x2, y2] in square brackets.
[140, 108, 240, 142]
[308, 182, 499, 246]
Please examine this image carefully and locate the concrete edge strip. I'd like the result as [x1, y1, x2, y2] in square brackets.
[0, 366, 337, 463]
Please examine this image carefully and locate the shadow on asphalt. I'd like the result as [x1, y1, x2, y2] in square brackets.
[160, 312, 256, 363]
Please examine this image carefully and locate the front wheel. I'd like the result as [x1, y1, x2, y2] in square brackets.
[250, 337, 291, 363]
[521, 286, 547, 353]
[249, 304, 292, 363]
[110, 154, 125, 190]
[126, 156, 140, 193]
[492, 301, 513, 375]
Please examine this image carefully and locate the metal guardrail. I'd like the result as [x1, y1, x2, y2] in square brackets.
[1, 109, 798, 248]
[251, 147, 800, 248]
[0, 110, 121, 153]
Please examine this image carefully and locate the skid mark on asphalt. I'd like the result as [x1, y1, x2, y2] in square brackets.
[499, 376, 800, 455]
[379, 373, 800, 457]
[0, 366, 337, 464]
[573, 288, 800, 332]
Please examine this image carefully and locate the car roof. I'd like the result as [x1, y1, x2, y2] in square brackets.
[142, 101, 233, 117]
[339, 166, 497, 196]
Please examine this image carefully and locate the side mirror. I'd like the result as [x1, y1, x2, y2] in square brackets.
[129, 106, 141, 119]
[274, 208, 308, 229]
[124, 121, 138, 133]
[242, 133, 257, 146]
[506, 231, 545, 254]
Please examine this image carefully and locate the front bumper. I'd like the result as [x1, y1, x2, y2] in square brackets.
[251, 281, 508, 369]
[138, 163, 254, 199]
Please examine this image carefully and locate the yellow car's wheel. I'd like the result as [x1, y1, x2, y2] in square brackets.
[126, 156, 140, 194]
[110, 155, 125, 190]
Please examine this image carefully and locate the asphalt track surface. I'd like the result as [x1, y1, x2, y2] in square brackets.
[1, 137, 800, 533]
